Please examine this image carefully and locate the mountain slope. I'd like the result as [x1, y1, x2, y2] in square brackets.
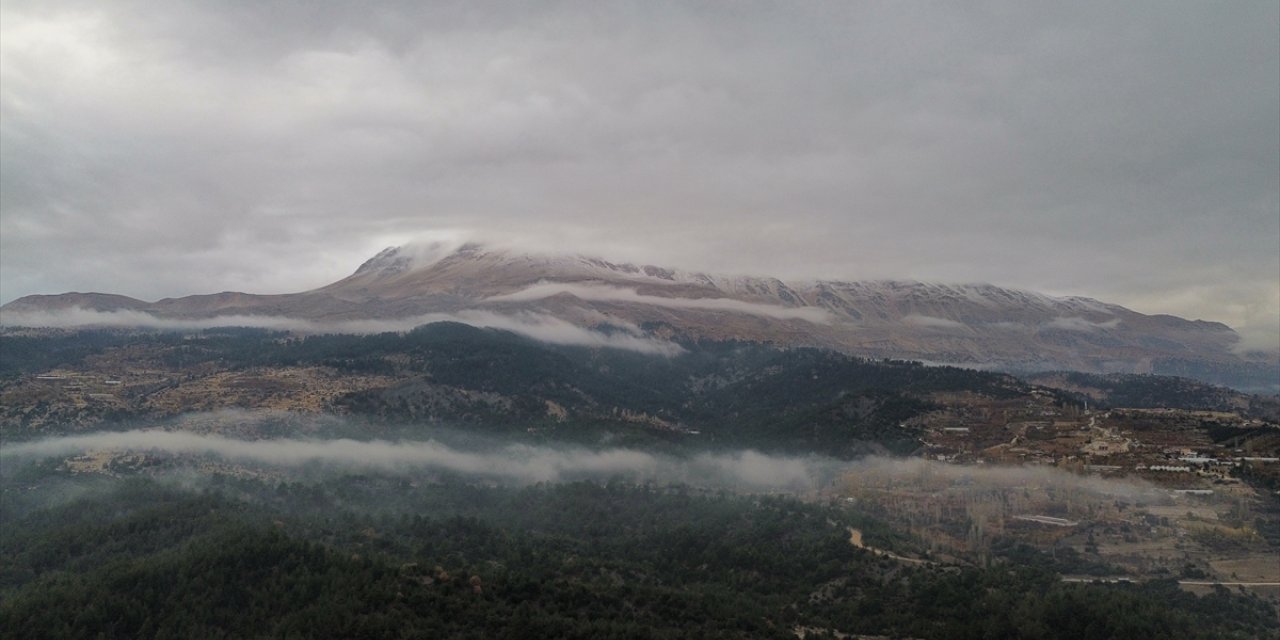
[2, 243, 1275, 391]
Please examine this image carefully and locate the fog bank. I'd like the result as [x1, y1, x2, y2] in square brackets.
[3, 430, 1162, 500]
[487, 282, 834, 324]
[1, 430, 824, 489]
[0, 308, 683, 356]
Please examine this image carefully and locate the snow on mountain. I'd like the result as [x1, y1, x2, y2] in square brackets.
[3, 242, 1273, 391]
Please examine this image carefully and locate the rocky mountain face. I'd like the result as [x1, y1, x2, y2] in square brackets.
[3, 243, 1276, 391]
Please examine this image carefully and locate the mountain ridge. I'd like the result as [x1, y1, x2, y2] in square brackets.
[2, 243, 1274, 391]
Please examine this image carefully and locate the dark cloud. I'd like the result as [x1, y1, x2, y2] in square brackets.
[2, 1, 1276, 348]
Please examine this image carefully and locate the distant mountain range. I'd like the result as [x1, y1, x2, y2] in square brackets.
[3, 243, 1276, 392]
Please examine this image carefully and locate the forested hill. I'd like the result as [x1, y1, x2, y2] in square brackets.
[2, 476, 1275, 640]
[12, 324, 1274, 456]
[1022, 370, 1279, 419]
[1, 324, 1040, 456]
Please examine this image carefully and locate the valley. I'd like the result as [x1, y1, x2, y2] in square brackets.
[4, 2, 1276, 637]
[2, 323, 1278, 632]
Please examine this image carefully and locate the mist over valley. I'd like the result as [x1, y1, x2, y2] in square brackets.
[2, 1, 1278, 637]
[2, 321, 1279, 638]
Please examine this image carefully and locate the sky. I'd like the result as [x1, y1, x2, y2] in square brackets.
[1, 1, 1277, 350]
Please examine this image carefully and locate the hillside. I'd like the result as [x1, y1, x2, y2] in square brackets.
[0, 325, 1036, 457]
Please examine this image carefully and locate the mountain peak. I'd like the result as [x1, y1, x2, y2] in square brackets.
[352, 241, 496, 276]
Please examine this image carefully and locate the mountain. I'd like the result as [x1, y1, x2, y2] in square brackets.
[3, 242, 1276, 391]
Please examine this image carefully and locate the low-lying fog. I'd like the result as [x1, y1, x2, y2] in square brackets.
[1, 427, 1166, 502]
[0, 307, 686, 356]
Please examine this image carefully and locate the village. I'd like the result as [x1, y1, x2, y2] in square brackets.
[909, 390, 1279, 491]
[830, 390, 1280, 606]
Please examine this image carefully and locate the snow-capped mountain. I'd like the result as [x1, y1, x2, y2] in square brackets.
[3, 243, 1274, 391]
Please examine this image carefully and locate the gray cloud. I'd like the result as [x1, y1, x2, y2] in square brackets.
[1, 1, 1276, 349]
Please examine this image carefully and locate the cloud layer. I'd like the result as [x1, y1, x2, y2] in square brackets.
[902, 314, 968, 331]
[0, 307, 685, 355]
[487, 282, 833, 323]
[0, 428, 1163, 500]
[1, 1, 1276, 349]
[0, 430, 829, 489]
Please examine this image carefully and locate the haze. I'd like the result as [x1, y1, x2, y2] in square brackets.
[1, 1, 1276, 350]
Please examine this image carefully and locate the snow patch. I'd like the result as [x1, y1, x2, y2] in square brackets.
[353, 239, 468, 275]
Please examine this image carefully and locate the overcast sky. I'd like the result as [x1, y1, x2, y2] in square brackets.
[2, 1, 1277, 349]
